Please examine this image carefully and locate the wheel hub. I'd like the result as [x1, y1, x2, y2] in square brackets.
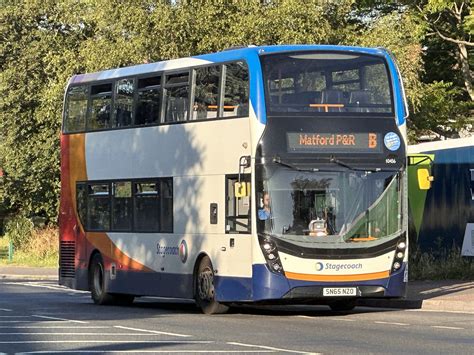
[198, 268, 214, 301]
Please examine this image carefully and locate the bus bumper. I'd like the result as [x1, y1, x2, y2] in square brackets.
[215, 263, 407, 302]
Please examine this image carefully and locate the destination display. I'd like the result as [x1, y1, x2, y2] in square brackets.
[287, 132, 383, 153]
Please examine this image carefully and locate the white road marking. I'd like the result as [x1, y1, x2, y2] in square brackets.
[0, 333, 185, 336]
[0, 340, 213, 344]
[114, 325, 191, 338]
[374, 321, 409, 326]
[405, 309, 474, 315]
[0, 326, 109, 329]
[4, 282, 88, 293]
[297, 315, 358, 323]
[228, 341, 317, 354]
[295, 315, 314, 319]
[16, 351, 273, 354]
[31, 315, 88, 324]
[0, 309, 12, 312]
[430, 325, 464, 330]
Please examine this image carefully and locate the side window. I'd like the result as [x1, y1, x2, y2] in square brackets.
[164, 72, 189, 122]
[136, 76, 161, 126]
[193, 66, 220, 120]
[65, 86, 88, 133]
[112, 181, 132, 231]
[87, 183, 110, 231]
[363, 63, 391, 112]
[225, 175, 251, 234]
[160, 179, 173, 232]
[134, 181, 159, 231]
[88, 83, 113, 130]
[223, 62, 249, 117]
[76, 183, 87, 227]
[114, 79, 134, 128]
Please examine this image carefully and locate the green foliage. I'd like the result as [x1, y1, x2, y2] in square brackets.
[5, 216, 34, 249]
[410, 244, 474, 280]
[409, 81, 473, 140]
[350, 10, 425, 111]
[0, 0, 471, 229]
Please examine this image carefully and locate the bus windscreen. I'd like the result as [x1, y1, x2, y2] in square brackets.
[260, 52, 393, 115]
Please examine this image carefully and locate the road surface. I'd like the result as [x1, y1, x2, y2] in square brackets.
[0, 279, 472, 354]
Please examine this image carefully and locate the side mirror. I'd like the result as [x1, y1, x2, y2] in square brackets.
[417, 168, 434, 190]
[234, 181, 251, 198]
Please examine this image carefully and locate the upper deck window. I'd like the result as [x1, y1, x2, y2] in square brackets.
[223, 62, 249, 117]
[88, 83, 113, 130]
[64, 86, 88, 132]
[136, 75, 161, 126]
[261, 52, 393, 115]
[164, 72, 190, 123]
[193, 66, 220, 120]
[113, 79, 134, 128]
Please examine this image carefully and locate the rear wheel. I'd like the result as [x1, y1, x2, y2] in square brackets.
[89, 254, 134, 306]
[329, 299, 356, 312]
[195, 256, 229, 314]
[90, 254, 114, 305]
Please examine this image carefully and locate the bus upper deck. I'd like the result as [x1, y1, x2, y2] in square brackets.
[63, 45, 407, 135]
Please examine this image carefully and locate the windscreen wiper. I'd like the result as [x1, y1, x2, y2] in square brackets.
[272, 157, 316, 172]
[329, 156, 358, 171]
[329, 156, 393, 172]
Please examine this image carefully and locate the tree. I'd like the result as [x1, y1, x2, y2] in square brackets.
[0, 0, 88, 221]
[415, 0, 473, 101]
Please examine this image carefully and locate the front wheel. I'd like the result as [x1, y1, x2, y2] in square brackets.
[195, 256, 229, 314]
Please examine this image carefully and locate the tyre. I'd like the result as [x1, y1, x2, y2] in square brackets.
[195, 256, 229, 314]
[329, 299, 357, 312]
[89, 254, 116, 305]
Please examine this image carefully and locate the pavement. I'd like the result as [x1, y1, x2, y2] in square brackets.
[0, 265, 473, 312]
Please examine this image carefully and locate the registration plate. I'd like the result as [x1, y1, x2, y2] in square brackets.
[323, 287, 357, 297]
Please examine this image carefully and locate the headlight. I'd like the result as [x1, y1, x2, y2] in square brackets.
[258, 234, 284, 274]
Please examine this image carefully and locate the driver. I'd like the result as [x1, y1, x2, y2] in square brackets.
[258, 192, 271, 220]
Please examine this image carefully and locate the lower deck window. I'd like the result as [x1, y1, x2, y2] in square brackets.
[76, 178, 173, 233]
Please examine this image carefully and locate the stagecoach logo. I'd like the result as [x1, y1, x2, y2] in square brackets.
[384, 132, 401, 151]
[156, 244, 179, 257]
[316, 261, 363, 272]
[179, 240, 188, 263]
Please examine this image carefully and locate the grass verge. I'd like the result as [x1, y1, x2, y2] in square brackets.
[409, 245, 474, 280]
[0, 227, 58, 268]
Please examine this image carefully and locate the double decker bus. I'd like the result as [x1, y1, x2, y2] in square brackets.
[60, 45, 409, 313]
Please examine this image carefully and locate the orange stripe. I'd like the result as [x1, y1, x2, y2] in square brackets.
[87, 232, 153, 272]
[285, 270, 390, 282]
[69, 134, 87, 234]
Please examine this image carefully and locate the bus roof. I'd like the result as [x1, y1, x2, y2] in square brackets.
[68, 45, 389, 86]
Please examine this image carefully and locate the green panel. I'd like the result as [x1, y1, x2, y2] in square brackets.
[408, 154, 434, 237]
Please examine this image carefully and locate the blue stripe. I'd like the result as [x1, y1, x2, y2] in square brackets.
[72, 262, 407, 302]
